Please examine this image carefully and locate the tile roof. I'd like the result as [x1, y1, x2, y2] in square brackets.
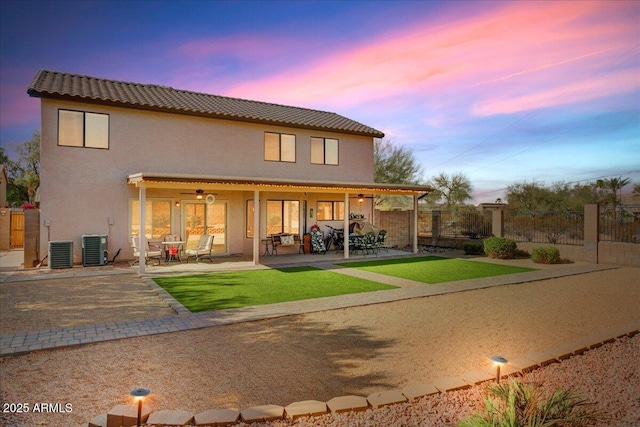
[27, 70, 384, 138]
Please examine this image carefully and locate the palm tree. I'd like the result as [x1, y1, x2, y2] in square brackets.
[596, 176, 631, 214]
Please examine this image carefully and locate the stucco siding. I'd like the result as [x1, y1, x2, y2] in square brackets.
[39, 99, 375, 262]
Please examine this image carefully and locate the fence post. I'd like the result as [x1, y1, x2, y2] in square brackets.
[584, 204, 598, 263]
[492, 209, 504, 237]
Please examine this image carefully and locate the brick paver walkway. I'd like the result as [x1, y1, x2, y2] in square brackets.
[0, 260, 616, 357]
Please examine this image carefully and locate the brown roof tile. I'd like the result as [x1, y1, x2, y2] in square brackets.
[27, 70, 384, 137]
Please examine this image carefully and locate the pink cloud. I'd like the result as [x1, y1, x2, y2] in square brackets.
[225, 1, 638, 113]
[471, 68, 640, 116]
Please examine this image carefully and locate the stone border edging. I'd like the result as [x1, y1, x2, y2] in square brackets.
[86, 325, 639, 427]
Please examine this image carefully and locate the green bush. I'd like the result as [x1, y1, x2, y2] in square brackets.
[483, 237, 517, 259]
[463, 242, 484, 255]
[531, 246, 561, 264]
[458, 379, 605, 427]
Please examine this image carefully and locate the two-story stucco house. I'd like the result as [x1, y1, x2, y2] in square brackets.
[28, 70, 429, 272]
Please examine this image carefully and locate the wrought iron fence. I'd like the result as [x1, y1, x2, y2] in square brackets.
[419, 210, 492, 239]
[599, 205, 640, 243]
[504, 211, 584, 245]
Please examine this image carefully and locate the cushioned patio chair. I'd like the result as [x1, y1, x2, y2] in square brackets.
[185, 234, 214, 263]
[130, 236, 162, 266]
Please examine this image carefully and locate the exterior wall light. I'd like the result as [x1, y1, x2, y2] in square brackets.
[130, 387, 151, 427]
[490, 355, 508, 384]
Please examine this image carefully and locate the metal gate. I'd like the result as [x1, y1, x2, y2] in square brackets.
[10, 210, 24, 248]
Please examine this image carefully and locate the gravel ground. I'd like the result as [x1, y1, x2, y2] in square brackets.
[0, 266, 639, 427]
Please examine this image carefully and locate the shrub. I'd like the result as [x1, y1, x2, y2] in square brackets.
[483, 237, 517, 259]
[463, 242, 484, 255]
[458, 379, 605, 427]
[531, 246, 561, 264]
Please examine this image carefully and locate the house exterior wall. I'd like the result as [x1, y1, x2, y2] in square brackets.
[39, 99, 375, 262]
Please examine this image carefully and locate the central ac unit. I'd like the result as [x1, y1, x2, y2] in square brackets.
[82, 234, 108, 266]
[49, 241, 73, 269]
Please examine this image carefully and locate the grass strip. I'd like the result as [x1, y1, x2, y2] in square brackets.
[154, 266, 397, 312]
[337, 256, 535, 284]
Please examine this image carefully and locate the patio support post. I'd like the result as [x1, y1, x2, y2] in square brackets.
[253, 190, 260, 265]
[413, 194, 419, 254]
[139, 185, 146, 274]
[343, 192, 349, 259]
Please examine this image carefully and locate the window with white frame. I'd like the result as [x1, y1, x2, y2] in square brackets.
[264, 132, 295, 162]
[311, 137, 338, 165]
[58, 109, 109, 149]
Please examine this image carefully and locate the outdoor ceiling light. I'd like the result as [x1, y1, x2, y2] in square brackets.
[357, 194, 364, 203]
[195, 189, 204, 200]
[130, 387, 151, 427]
[490, 355, 508, 384]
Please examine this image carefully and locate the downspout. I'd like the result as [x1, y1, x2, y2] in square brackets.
[253, 190, 260, 265]
[139, 184, 146, 274]
[343, 192, 349, 259]
[413, 194, 419, 254]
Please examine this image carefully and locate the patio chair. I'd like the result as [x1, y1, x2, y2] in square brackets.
[363, 231, 378, 255]
[349, 234, 366, 256]
[375, 230, 388, 253]
[130, 236, 162, 266]
[185, 234, 214, 263]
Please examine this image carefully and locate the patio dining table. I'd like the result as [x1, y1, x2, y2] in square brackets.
[161, 240, 185, 262]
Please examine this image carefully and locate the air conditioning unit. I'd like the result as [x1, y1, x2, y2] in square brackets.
[49, 241, 73, 269]
[82, 234, 108, 267]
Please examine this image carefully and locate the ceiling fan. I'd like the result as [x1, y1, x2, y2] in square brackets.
[350, 193, 374, 203]
[180, 189, 218, 203]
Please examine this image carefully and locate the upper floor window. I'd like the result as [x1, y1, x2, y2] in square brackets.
[58, 109, 109, 149]
[311, 137, 338, 165]
[264, 132, 295, 162]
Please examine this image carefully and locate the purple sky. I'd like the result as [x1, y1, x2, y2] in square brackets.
[1, 0, 638, 202]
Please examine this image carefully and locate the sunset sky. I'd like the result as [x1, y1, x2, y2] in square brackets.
[1, 0, 638, 202]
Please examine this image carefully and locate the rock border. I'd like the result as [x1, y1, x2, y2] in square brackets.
[86, 324, 639, 427]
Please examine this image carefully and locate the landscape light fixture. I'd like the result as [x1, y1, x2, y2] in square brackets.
[490, 355, 508, 384]
[130, 387, 151, 427]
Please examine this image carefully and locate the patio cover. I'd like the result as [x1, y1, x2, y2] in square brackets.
[127, 172, 431, 273]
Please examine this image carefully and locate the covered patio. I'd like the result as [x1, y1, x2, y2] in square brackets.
[127, 172, 431, 275]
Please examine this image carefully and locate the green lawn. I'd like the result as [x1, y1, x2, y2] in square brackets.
[337, 256, 536, 283]
[153, 266, 397, 312]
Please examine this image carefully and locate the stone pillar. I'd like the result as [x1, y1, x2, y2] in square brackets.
[584, 204, 598, 263]
[492, 209, 504, 237]
[23, 208, 40, 267]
